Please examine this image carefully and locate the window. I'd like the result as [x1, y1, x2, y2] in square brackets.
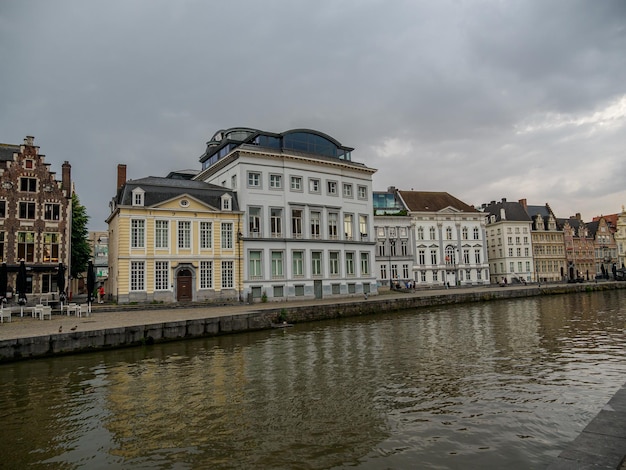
[329, 251, 339, 276]
[418, 227, 424, 240]
[474, 249, 481, 264]
[290, 176, 302, 191]
[42, 233, 59, 262]
[328, 212, 338, 239]
[0, 232, 4, 262]
[463, 249, 470, 264]
[221, 223, 233, 249]
[131, 219, 145, 248]
[249, 207, 261, 237]
[248, 172, 261, 187]
[346, 252, 355, 276]
[473, 227, 480, 240]
[221, 195, 231, 211]
[293, 251, 304, 277]
[200, 221, 212, 249]
[430, 227, 436, 240]
[292, 209, 303, 238]
[309, 178, 320, 193]
[269, 174, 282, 189]
[0, 201, 5, 218]
[310, 211, 321, 238]
[344, 214, 353, 240]
[178, 221, 191, 249]
[17, 232, 35, 262]
[327, 181, 337, 195]
[132, 189, 144, 206]
[130, 261, 145, 291]
[343, 183, 353, 198]
[155, 220, 169, 249]
[24, 159, 34, 169]
[44, 203, 60, 221]
[19, 202, 35, 219]
[359, 215, 368, 240]
[231, 175, 237, 189]
[200, 261, 213, 289]
[249, 251, 262, 278]
[312, 252, 322, 276]
[360, 252, 370, 274]
[357, 185, 367, 199]
[419, 249, 426, 265]
[20, 177, 36, 192]
[403, 264, 409, 278]
[381, 264, 387, 280]
[155, 261, 169, 290]
[271, 251, 284, 278]
[462, 227, 468, 240]
[270, 209, 282, 237]
[430, 250, 437, 265]
[401, 240, 408, 256]
[446, 227, 453, 240]
[222, 261, 234, 288]
[421, 271, 426, 282]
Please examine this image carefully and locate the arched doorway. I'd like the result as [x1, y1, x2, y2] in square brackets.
[176, 268, 193, 302]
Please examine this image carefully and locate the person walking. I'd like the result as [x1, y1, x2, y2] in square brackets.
[98, 285, 105, 303]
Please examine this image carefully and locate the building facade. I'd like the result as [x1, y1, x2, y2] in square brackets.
[107, 165, 242, 304]
[521, 200, 566, 283]
[588, 216, 617, 279]
[483, 199, 534, 284]
[195, 128, 378, 301]
[561, 214, 595, 281]
[399, 190, 490, 287]
[0, 136, 72, 298]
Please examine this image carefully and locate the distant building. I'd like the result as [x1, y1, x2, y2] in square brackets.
[587, 216, 617, 279]
[560, 214, 595, 281]
[0, 136, 72, 297]
[483, 199, 534, 284]
[195, 127, 378, 301]
[399, 190, 489, 287]
[107, 165, 242, 304]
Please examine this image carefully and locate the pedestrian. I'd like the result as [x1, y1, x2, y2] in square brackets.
[98, 285, 105, 303]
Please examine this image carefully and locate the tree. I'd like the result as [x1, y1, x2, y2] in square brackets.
[71, 192, 91, 279]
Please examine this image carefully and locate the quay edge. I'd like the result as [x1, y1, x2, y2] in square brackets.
[1, 282, 625, 363]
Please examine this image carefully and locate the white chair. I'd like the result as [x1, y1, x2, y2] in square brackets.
[66, 303, 78, 316]
[32, 304, 44, 318]
[79, 304, 89, 317]
[0, 307, 11, 323]
[40, 306, 52, 320]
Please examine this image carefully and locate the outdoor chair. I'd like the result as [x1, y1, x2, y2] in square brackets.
[40, 306, 52, 320]
[0, 307, 11, 323]
[79, 304, 89, 317]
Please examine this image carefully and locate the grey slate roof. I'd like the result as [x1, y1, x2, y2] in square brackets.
[0, 143, 19, 162]
[483, 200, 532, 222]
[116, 176, 239, 211]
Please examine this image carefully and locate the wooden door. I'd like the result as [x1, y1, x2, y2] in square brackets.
[177, 269, 192, 301]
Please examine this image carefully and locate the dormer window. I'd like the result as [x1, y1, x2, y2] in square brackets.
[132, 188, 145, 206]
[221, 194, 232, 211]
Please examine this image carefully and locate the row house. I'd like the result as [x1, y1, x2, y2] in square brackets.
[107, 165, 242, 304]
[482, 199, 534, 284]
[522, 200, 566, 282]
[587, 216, 618, 278]
[194, 128, 378, 301]
[0, 136, 72, 297]
[373, 188, 413, 288]
[616, 207, 626, 268]
[560, 214, 595, 281]
[388, 190, 490, 287]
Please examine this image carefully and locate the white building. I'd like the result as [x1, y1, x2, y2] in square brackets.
[482, 198, 534, 284]
[397, 190, 490, 287]
[195, 128, 378, 301]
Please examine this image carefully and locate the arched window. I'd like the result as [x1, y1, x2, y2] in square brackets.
[445, 246, 456, 265]
[417, 226, 424, 240]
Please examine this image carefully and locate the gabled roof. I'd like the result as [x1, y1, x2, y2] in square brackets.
[398, 191, 478, 213]
[483, 200, 531, 222]
[115, 176, 239, 211]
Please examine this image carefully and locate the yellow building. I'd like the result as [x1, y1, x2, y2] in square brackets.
[106, 165, 243, 304]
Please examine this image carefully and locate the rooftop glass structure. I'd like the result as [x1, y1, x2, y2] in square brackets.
[200, 128, 354, 170]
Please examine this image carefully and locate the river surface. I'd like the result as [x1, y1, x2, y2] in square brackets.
[2, 290, 626, 469]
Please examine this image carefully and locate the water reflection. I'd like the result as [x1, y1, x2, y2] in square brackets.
[2, 290, 626, 469]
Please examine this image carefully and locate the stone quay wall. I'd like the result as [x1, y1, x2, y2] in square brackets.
[1, 283, 624, 363]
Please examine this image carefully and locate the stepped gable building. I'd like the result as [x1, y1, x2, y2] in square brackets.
[616, 207, 626, 268]
[519, 200, 566, 283]
[373, 187, 413, 288]
[398, 190, 489, 287]
[586, 216, 617, 279]
[559, 214, 595, 281]
[0, 136, 72, 298]
[195, 127, 378, 301]
[482, 199, 534, 284]
[107, 164, 242, 304]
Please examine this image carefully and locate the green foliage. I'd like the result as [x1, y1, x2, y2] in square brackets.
[70, 193, 91, 279]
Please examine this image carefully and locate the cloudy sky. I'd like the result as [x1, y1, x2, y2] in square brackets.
[1, 0, 625, 230]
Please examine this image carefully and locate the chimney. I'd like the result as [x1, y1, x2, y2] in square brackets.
[500, 208, 506, 220]
[518, 198, 527, 210]
[501, 197, 507, 203]
[62, 161, 71, 198]
[576, 212, 582, 220]
[24, 136, 35, 146]
[117, 164, 127, 190]
[387, 186, 396, 193]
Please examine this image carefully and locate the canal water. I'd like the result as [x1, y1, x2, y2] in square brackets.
[2, 290, 626, 469]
